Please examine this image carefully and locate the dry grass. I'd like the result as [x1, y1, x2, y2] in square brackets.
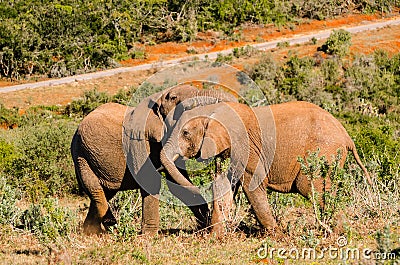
[1, 177, 399, 265]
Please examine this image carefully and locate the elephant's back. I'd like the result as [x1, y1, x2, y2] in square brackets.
[259, 101, 352, 186]
[78, 103, 130, 146]
[270, 101, 352, 149]
[76, 103, 134, 185]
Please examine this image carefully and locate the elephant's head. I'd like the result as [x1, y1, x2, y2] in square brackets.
[160, 102, 255, 193]
[159, 84, 238, 130]
[159, 85, 199, 118]
[176, 113, 230, 160]
[124, 84, 238, 176]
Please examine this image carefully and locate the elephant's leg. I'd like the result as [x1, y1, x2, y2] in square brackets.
[210, 158, 234, 236]
[242, 173, 278, 231]
[83, 189, 108, 234]
[76, 157, 108, 234]
[140, 191, 160, 236]
[102, 190, 118, 228]
[135, 159, 162, 235]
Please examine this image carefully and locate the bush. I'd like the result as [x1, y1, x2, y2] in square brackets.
[21, 197, 77, 246]
[109, 190, 142, 240]
[0, 103, 21, 129]
[0, 174, 22, 226]
[297, 149, 351, 234]
[0, 139, 18, 171]
[65, 88, 111, 117]
[4, 119, 78, 200]
[318, 29, 352, 58]
[351, 124, 400, 183]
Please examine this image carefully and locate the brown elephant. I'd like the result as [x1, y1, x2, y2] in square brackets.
[71, 84, 238, 234]
[160, 101, 372, 233]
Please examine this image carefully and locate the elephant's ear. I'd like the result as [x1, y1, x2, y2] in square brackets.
[149, 98, 162, 118]
[201, 103, 252, 188]
[248, 106, 276, 191]
[202, 103, 276, 191]
[123, 91, 165, 176]
[125, 91, 164, 141]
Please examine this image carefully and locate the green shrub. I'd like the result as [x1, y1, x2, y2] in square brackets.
[0, 103, 21, 128]
[318, 29, 352, 58]
[111, 86, 136, 105]
[0, 174, 22, 226]
[298, 149, 351, 233]
[21, 197, 77, 246]
[350, 124, 400, 183]
[65, 88, 111, 117]
[276, 55, 318, 101]
[5, 119, 78, 200]
[0, 138, 18, 171]
[109, 190, 142, 240]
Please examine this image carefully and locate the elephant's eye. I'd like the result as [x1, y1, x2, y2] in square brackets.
[166, 93, 177, 101]
[182, 129, 190, 138]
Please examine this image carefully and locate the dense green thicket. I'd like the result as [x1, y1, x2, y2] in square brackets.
[1, 0, 398, 80]
[0, 107, 80, 199]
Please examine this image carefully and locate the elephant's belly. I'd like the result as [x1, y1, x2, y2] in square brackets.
[266, 181, 294, 193]
[264, 157, 300, 193]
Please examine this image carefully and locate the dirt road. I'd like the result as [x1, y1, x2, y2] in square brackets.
[1, 16, 400, 94]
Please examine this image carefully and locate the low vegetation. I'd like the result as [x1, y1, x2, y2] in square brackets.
[0, 31, 399, 263]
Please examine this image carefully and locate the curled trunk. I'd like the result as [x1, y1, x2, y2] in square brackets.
[159, 142, 202, 195]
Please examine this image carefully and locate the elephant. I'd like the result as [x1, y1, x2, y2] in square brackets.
[71, 102, 142, 234]
[159, 101, 372, 234]
[71, 84, 238, 234]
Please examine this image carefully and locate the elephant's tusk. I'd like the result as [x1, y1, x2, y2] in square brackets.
[172, 154, 179, 162]
[156, 154, 179, 172]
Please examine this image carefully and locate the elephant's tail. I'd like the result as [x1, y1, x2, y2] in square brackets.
[71, 130, 87, 195]
[348, 143, 373, 186]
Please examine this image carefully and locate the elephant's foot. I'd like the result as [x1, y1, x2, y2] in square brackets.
[141, 194, 160, 236]
[191, 203, 211, 231]
[210, 223, 225, 238]
[102, 208, 117, 228]
[83, 219, 105, 235]
[141, 225, 159, 237]
[210, 172, 235, 237]
[261, 226, 285, 240]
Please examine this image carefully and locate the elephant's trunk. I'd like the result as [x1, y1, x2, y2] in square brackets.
[160, 142, 201, 195]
